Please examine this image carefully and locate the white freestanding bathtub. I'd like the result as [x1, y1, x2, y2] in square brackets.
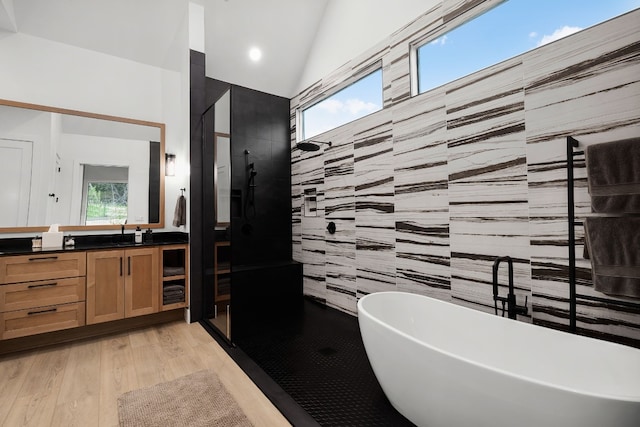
[357, 292, 640, 427]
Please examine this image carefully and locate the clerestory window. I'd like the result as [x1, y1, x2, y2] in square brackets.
[414, 0, 639, 95]
[300, 68, 383, 141]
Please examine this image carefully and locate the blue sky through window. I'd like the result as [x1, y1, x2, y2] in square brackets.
[302, 68, 382, 140]
[417, 0, 640, 93]
[300, 1, 639, 140]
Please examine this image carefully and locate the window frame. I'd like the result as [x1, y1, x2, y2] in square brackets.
[297, 61, 384, 143]
[410, 0, 637, 97]
[408, 2, 503, 97]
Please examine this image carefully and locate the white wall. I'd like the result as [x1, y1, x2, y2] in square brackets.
[0, 30, 189, 235]
[296, 0, 440, 92]
[163, 4, 191, 235]
[0, 33, 164, 121]
[188, 2, 205, 53]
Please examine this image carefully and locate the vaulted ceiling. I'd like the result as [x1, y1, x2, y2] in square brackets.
[1, 0, 329, 97]
[0, 0, 437, 98]
[2, 0, 188, 70]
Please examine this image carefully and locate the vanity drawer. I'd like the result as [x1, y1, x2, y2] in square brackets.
[0, 277, 86, 312]
[0, 253, 86, 284]
[0, 302, 86, 340]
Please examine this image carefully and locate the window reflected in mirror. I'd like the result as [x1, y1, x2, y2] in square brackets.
[81, 165, 129, 225]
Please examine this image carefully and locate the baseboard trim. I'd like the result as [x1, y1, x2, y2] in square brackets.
[0, 309, 184, 355]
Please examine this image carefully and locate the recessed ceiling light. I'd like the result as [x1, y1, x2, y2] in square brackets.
[249, 47, 262, 62]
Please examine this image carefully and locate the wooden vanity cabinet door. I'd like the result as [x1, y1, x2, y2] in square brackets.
[86, 250, 125, 324]
[124, 247, 158, 318]
[86, 247, 159, 324]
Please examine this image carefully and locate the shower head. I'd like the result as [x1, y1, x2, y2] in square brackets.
[296, 140, 332, 152]
[296, 141, 320, 151]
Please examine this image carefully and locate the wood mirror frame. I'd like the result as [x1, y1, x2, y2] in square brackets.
[0, 98, 165, 233]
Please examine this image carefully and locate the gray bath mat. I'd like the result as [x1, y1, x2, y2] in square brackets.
[117, 369, 253, 427]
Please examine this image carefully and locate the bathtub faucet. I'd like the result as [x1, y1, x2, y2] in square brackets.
[492, 256, 528, 319]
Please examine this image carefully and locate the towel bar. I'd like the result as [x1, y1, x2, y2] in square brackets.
[567, 136, 640, 332]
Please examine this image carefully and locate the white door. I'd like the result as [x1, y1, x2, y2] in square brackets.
[0, 138, 33, 227]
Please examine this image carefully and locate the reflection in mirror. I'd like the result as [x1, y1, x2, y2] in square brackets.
[0, 138, 32, 227]
[80, 166, 129, 225]
[214, 88, 231, 230]
[0, 99, 164, 232]
[212, 87, 231, 341]
[215, 133, 231, 225]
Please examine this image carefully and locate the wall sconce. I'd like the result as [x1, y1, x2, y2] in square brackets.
[165, 153, 176, 176]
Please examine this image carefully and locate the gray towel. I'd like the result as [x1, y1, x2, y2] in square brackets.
[163, 284, 185, 293]
[163, 266, 185, 277]
[172, 195, 187, 227]
[584, 217, 640, 298]
[585, 137, 640, 213]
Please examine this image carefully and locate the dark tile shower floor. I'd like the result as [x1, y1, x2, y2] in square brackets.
[233, 298, 415, 427]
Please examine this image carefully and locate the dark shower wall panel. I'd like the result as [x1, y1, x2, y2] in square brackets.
[232, 262, 303, 340]
[270, 95, 297, 259]
[230, 86, 292, 266]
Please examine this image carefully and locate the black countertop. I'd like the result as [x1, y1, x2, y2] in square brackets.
[0, 232, 189, 257]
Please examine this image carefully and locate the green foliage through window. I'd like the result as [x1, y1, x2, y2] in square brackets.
[85, 182, 128, 225]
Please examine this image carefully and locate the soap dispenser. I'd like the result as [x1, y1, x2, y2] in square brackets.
[135, 226, 142, 244]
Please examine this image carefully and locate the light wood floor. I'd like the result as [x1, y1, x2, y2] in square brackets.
[0, 320, 291, 427]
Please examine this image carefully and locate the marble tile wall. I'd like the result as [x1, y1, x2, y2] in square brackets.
[524, 9, 640, 344]
[445, 58, 530, 315]
[324, 125, 357, 312]
[290, 2, 640, 346]
[393, 90, 451, 302]
[353, 110, 396, 304]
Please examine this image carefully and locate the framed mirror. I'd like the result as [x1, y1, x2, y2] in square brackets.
[215, 132, 231, 226]
[0, 98, 165, 233]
